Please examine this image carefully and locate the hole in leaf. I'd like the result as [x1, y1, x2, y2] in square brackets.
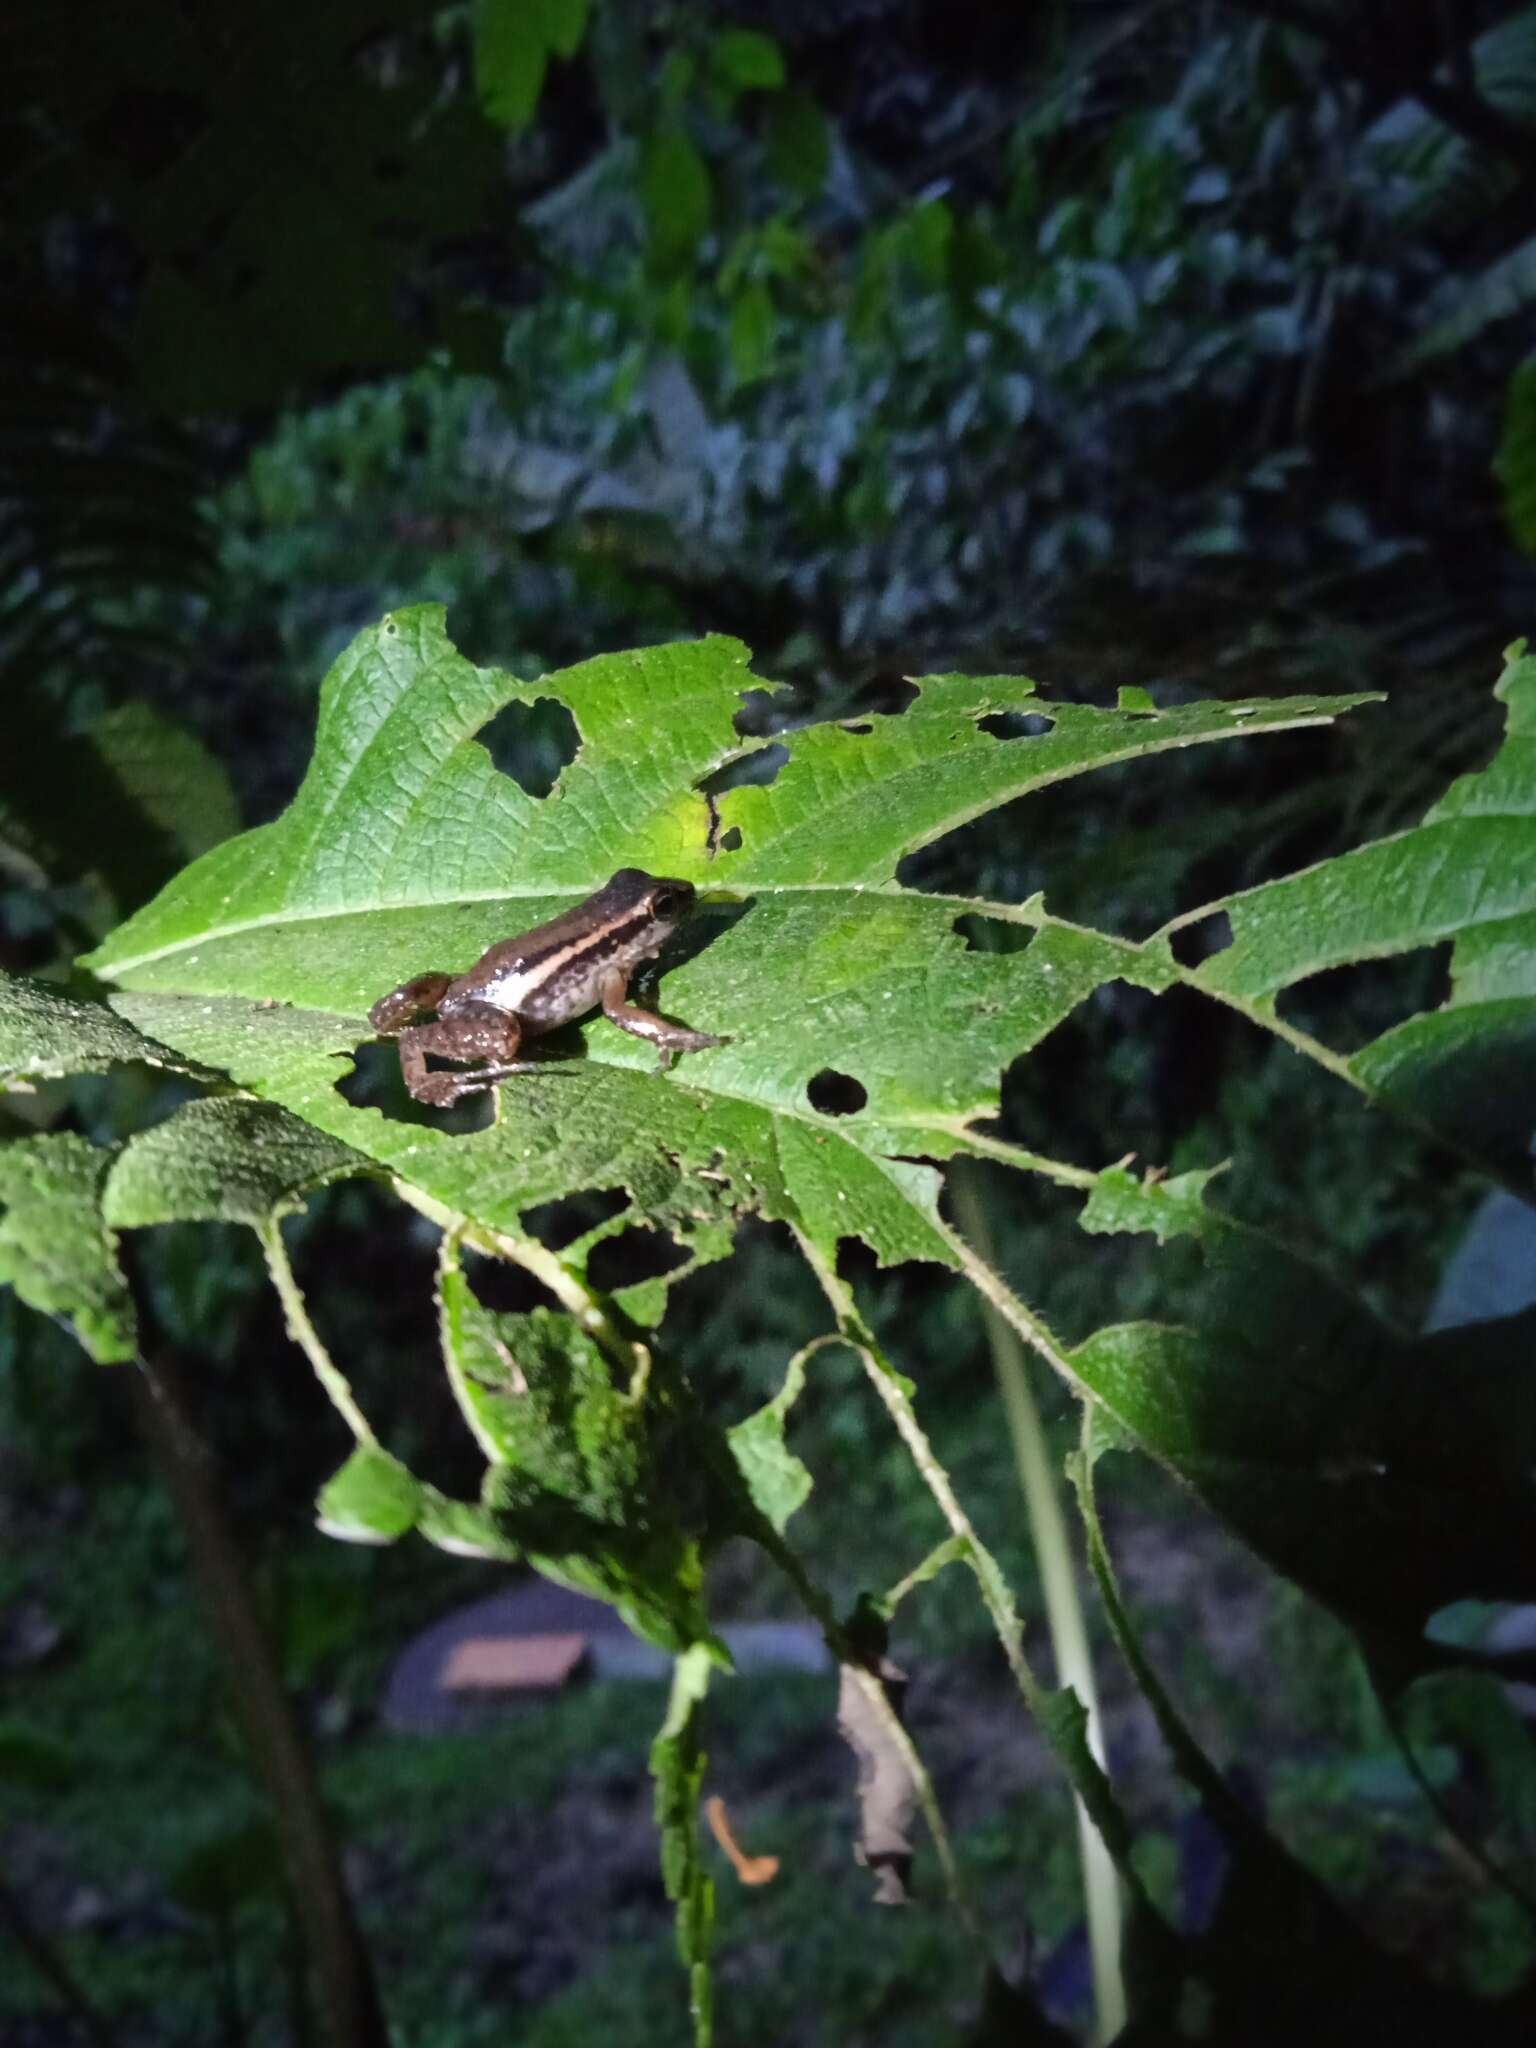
[840, 720, 874, 736]
[464, 1248, 562, 1317]
[718, 824, 743, 852]
[704, 742, 790, 798]
[807, 1069, 868, 1116]
[977, 710, 1054, 741]
[1275, 944, 1453, 1054]
[587, 1227, 691, 1293]
[1169, 911, 1233, 969]
[521, 1187, 630, 1251]
[953, 912, 1033, 957]
[337, 1041, 496, 1132]
[833, 1235, 879, 1287]
[476, 696, 580, 798]
[864, 675, 919, 717]
[732, 687, 783, 738]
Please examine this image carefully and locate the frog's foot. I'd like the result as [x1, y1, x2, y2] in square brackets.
[600, 968, 728, 1069]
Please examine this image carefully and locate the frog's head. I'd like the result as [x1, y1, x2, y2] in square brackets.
[605, 867, 696, 931]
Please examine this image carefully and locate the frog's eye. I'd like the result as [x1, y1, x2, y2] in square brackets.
[650, 884, 689, 919]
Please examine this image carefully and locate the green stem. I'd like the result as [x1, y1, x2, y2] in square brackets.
[258, 1220, 376, 1448]
[936, 1125, 1100, 1190]
[791, 1227, 1051, 1716]
[1070, 1414, 1260, 1841]
[433, 1228, 500, 1462]
[393, 1181, 647, 1376]
[951, 1163, 1126, 2046]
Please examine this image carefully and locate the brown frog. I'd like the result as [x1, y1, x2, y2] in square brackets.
[368, 867, 727, 1107]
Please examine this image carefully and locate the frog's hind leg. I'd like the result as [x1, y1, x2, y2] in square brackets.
[396, 1002, 526, 1107]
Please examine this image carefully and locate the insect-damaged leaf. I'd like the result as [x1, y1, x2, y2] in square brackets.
[104, 1097, 368, 1230]
[438, 1253, 726, 1653]
[726, 1341, 815, 1534]
[651, 1644, 716, 2043]
[81, 607, 1367, 1274]
[0, 1133, 134, 1363]
[1185, 643, 1536, 1182]
[0, 970, 205, 1088]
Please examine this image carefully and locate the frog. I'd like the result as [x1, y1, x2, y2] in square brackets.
[368, 867, 727, 1107]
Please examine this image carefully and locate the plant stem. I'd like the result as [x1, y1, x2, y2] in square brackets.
[1070, 1414, 1263, 1842]
[793, 1226, 1055, 1716]
[128, 1340, 389, 2048]
[951, 1162, 1126, 2046]
[259, 1219, 377, 1447]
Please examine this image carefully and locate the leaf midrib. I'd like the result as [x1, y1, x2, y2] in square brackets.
[93, 880, 1052, 980]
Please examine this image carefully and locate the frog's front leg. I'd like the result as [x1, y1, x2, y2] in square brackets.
[599, 968, 727, 1072]
[395, 1002, 528, 1107]
[370, 972, 455, 1036]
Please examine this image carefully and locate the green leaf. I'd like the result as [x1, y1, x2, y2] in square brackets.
[1037, 1685, 1136, 1869]
[728, 280, 775, 384]
[1074, 1167, 1536, 1648]
[0, 971, 204, 1088]
[475, 0, 589, 132]
[726, 1343, 816, 1533]
[104, 1097, 367, 1230]
[439, 1252, 724, 1651]
[642, 126, 713, 272]
[88, 705, 240, 861]
[315, 1445, 425, 1544]
[907, 199, 955, 288]
[651, 1644, 716, 2044]
[312, 1440, 518, 1558]
[765, 89, 830, 196]
[79, 610, 1370, 1289]
[0, 701, 239, 913]
[0, 1134, 134, 1363]
[544, 0, 588, 62]
[710, 28, 784, 92]
[1186, 648, 1536, 1177]
[1496, 353, 1536, 554]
